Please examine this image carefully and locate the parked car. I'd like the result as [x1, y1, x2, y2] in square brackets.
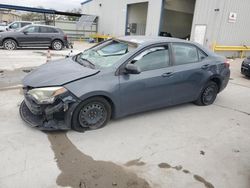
[19, 36, 230, 132]
[0, 21, 32, 32]
[0, 22, 8, 32]
[241, 57, 250, 77]
[0, 24, 69, 50]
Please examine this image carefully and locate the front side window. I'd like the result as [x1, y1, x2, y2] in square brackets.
[24, 26, 39, 33]
[9, 22, 20, 29]
[132, 46, 170, 72]
[172, 43, 199, 65]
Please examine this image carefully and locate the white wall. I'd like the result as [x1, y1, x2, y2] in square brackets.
[81, 0, 163, 36]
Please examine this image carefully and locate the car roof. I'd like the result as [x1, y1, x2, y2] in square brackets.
[13, 21, 32, 23]
[29, 24, 58, 28]
[117, 35, 185, 45]
[116, 35, 215, 56]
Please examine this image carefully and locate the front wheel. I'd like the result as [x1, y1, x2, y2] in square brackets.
[3, 39, 17, 50]
[194, 81, 219, 106]
[72, 97, 111, 132]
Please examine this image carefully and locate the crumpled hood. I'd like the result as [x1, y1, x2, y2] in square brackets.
[23, 58, 99, 87]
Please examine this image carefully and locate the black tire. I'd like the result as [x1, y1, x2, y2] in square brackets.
[72, 97, 112, 132]
[3, 39, 17, 50]
[194, 81, 219, 106]
[51, 40, 63, 50]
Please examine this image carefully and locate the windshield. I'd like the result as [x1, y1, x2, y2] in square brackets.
[74, 40, 137, 69]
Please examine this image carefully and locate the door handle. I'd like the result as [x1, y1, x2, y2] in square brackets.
[201, 64, 210, 69]
[162, 72, 174, 77]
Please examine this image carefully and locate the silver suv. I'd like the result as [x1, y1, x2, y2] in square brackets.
[0, 21, 32, 32]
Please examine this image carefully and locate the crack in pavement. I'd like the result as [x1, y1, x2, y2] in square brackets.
[214, 104, 250, 116]
[229, 81, 250, 89]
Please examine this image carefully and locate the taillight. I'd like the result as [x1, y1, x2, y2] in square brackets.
[224, 59, 230, 68]
[64, 34, 68, 41]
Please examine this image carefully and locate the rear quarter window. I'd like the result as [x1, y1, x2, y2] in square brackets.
[40, 27, 58, 33]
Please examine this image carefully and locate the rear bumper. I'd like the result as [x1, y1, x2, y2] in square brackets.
[19, 91, 79, 131]
[219, 68, 230, 92]
[64, 40, 73, 49]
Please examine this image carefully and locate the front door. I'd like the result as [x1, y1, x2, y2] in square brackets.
[17, 26, 39, 46]
[119, 44, 175, 116]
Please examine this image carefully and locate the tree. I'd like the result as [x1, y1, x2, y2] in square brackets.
[67, 8, 82, 21]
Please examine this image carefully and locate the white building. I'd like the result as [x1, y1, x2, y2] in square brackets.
[81, 0, 250, 55]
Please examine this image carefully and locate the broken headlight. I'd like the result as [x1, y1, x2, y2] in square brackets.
[27, 87, 67, 104]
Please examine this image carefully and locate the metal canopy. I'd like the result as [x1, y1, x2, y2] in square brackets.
[0, 4, 83, 17]
[76, 15, 97, 28]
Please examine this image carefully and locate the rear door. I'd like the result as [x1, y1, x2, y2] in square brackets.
[119, 44, 175, 116]
[170, 42, 210, 104]
[38, 26, 57, 46]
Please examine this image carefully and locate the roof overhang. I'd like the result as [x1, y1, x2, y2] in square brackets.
[81, 0, 93, 5]
[0, 4, 83, 17]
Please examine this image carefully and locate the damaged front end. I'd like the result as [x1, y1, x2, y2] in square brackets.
[19, 86, 79, 131]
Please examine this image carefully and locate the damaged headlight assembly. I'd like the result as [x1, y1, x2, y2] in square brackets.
[27, 87, 67, 104]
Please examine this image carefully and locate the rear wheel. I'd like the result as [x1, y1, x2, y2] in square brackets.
[72, 97, 111, 132]
[3, 39, 17, 50]
[52, 40, 63, 50]
[194, 81, 219, 106]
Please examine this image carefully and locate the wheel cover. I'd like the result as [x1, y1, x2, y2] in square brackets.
[4, 40, 15, 50]
[202, 85, 216, 104]
[53, 41, 62, 50]
[78, 102, 107, 128]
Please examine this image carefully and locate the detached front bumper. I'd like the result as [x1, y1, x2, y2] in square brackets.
[19, 90, 79, 131]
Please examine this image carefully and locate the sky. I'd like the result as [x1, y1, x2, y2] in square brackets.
[0, 0, 82, 11]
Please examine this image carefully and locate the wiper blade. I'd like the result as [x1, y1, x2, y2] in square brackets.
[79, 58, 96, 69]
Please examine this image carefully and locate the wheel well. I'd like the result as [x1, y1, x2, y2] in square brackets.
[52, 39, 63, 45]
[210, 77, 221, 92]
[3, 38, 19, 46]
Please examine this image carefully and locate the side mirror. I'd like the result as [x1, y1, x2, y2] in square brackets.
[125, 64, 141, 74]
[23, 31, 28, 35]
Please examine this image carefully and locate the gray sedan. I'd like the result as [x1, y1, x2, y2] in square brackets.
[20, 36, 230, 132]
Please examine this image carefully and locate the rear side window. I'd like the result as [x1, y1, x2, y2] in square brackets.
[172, 43, 199, 65]
[133, 45, 170, 72]
[40, 26, 58, 33]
